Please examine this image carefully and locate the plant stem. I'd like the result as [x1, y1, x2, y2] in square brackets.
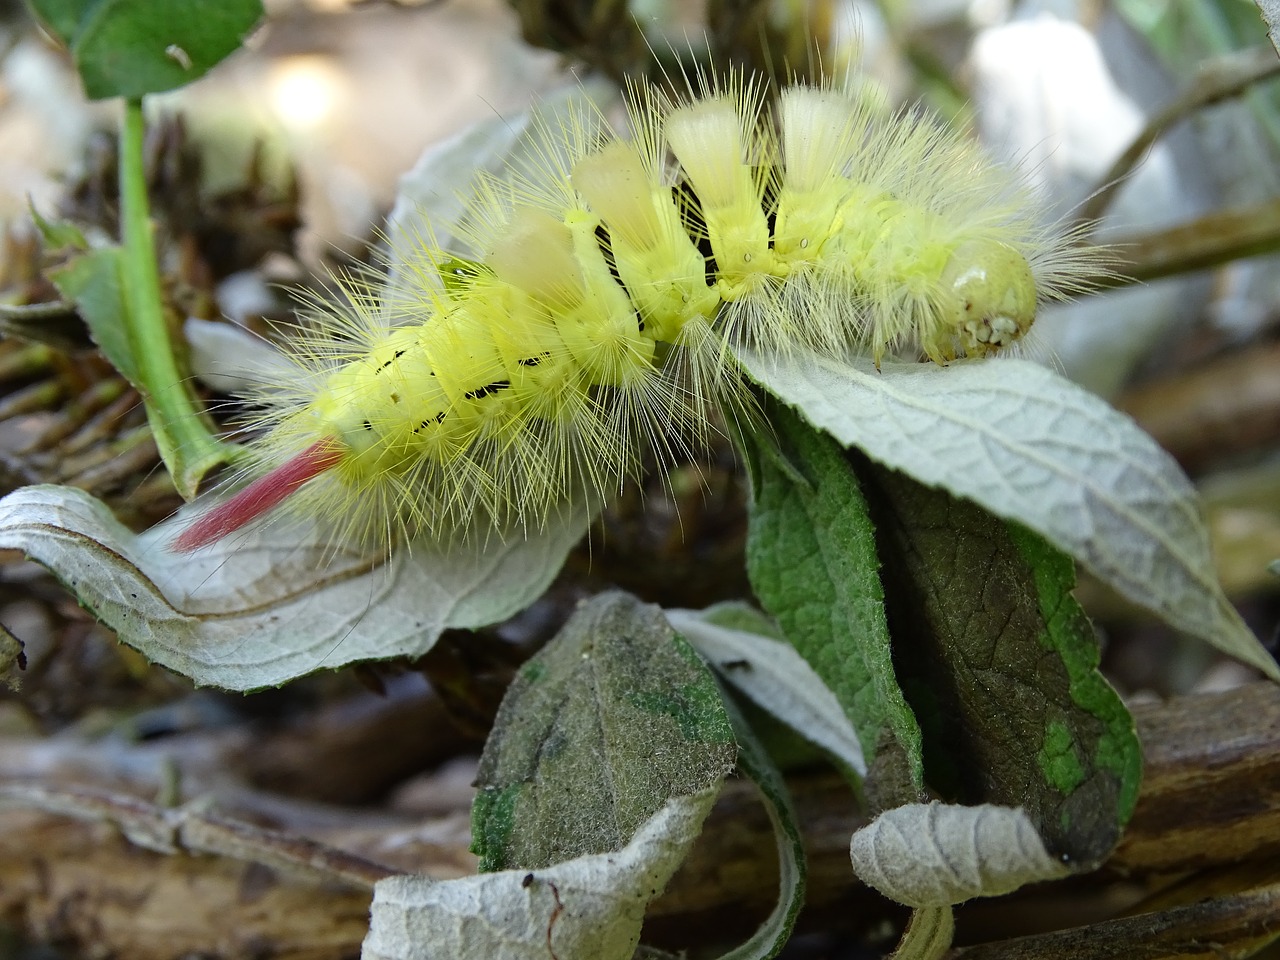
[118, 97, 229, 499]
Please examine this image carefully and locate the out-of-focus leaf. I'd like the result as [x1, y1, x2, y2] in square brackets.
[29, 203, 88, 252]
[387, 80, 621, 272]
[27, 0, 264, 99]
[472, 592, 735, 872]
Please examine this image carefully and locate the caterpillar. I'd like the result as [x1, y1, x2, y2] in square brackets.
[173, 75, 1100, 555]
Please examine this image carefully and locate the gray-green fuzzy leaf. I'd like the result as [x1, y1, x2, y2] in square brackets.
[737, 349, 1277, 681]
[472, 592, 736, 872]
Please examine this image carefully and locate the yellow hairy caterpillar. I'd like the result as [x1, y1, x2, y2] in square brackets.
[174, 76, 1099, 554]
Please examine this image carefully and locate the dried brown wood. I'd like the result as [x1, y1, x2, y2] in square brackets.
[1, 682, 1277, 958]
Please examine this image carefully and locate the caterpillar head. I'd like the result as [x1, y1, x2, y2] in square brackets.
[932, 238, 1038, 361]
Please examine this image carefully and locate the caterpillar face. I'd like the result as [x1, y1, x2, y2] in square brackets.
[936, 239, 1038, 360]
[176, 78, 1101, 554]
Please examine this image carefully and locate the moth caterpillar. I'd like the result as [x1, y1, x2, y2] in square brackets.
[174, 76, 1099, 554]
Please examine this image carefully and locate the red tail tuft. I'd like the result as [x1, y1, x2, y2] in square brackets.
[173, 440, 343, 553]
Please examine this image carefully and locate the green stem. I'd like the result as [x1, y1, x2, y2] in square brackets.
[118, 97, 230, 499]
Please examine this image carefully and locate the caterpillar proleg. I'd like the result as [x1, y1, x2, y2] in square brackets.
[174, 76, 1101, 555]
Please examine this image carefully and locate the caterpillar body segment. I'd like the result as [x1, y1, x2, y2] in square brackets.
[174, 78, 1100, 555]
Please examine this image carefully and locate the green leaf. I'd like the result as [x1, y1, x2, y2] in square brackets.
[46, 236, 231, 498]
[0, 485, 590, 690]
[26, 0, 82, 40]
[27, 0, 264, 100]
[737, 348, 1278, 682]
[711, 683, 806, 960]
[1010, 525, 1144, 825]
[47, 246, 135, 378]
[743, 401, 923, 796]
[29, 203, 88, 252]
[472, 592, 736, 872]
[859, 461, 1141, 866]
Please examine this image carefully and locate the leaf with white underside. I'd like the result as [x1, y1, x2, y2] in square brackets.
[666, 605, 866, 777]
[736, 349, 1278, 681]
[849, 802, 1070, 908]
[362, 790, 718, 960]
[0, 485, 589, 690]
[184, 317, 293, 395]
